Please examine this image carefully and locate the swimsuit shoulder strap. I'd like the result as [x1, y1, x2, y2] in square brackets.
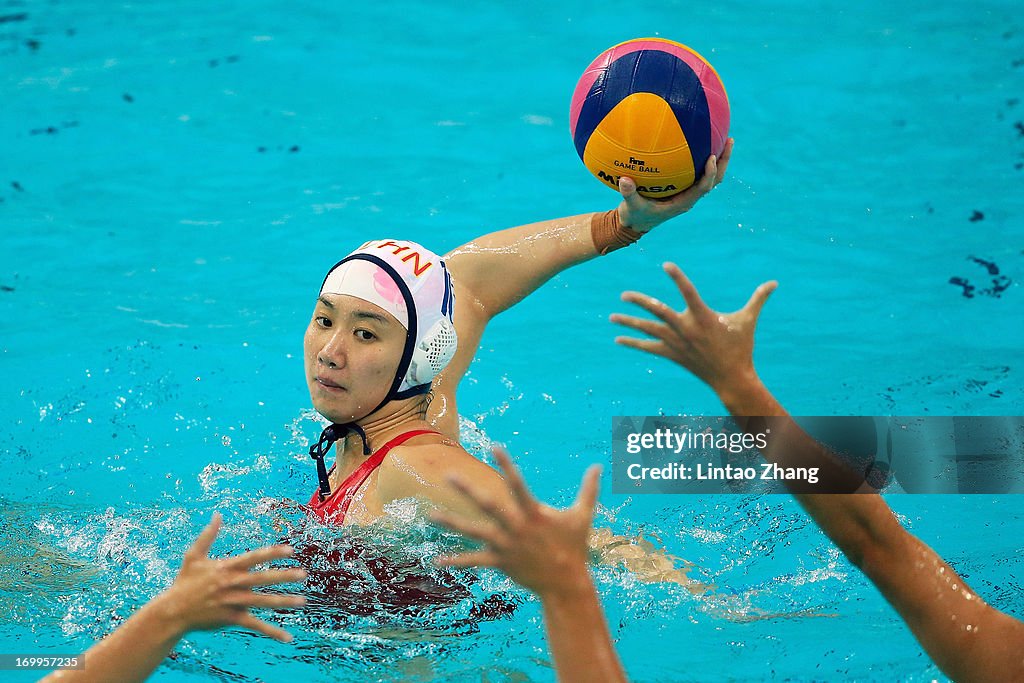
[330, 428, 441, 521]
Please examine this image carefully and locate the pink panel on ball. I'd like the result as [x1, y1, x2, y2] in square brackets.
[570, 50, 615, 137]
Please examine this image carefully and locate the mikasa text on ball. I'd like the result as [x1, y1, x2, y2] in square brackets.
[570, 38, 730, 198]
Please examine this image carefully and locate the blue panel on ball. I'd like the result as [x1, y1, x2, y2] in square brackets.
[573, 50, 711, 174]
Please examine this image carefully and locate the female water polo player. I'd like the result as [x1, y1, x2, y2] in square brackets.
[303, 143, 732, 526]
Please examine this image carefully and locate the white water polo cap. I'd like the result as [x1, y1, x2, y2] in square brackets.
[318, 239, 458, 401]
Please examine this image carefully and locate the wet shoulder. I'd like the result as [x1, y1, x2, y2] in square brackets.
[381, 436, 471, 477]
[375, 436, 492, 498]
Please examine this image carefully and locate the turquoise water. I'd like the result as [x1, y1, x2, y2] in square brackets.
[2, 0, 1023, 681]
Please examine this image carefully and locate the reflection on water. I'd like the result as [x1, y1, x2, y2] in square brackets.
[9, 473, 1024, 682]
[5, 386, 1022, 681]
[288, 512, 521, 634]
[0, 501, 103, 629]
[2, 495, 535, 680]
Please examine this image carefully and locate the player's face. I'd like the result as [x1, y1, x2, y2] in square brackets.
[303, 293, 406, 424]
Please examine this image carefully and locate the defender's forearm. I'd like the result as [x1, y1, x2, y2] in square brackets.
[716, 377, 1024, 680]
[541, 573, 629, 683]
[716, 375, 891, 565]
[42, 593, 185, 683]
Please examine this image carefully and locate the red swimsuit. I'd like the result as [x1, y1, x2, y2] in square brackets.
[306, 429, 439, 525]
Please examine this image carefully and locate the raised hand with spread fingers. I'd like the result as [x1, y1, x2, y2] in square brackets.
[431, 448, 628, 683]
[610, 261, 776, 402]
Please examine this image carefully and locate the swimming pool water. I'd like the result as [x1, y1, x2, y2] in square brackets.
[3, 0, 1023, 680]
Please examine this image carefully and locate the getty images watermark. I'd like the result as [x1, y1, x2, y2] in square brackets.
[622, 428, 821, 484]
[611, 416, 1024, 494]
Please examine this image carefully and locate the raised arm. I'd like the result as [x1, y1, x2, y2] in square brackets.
[431, 448, 628, 683]
[43, 514, 306, 683]
[612, 263, 1024, 683]
[444, 142, 730, 320]
[427, 143, 732, 438]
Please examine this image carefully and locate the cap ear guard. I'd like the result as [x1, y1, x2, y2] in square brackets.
[407, 317, 458, 388]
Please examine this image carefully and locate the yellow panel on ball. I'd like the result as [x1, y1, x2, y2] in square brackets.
[582, 93, 695, 198]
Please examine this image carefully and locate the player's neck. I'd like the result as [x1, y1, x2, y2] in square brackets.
[336, 399, 430, 462]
